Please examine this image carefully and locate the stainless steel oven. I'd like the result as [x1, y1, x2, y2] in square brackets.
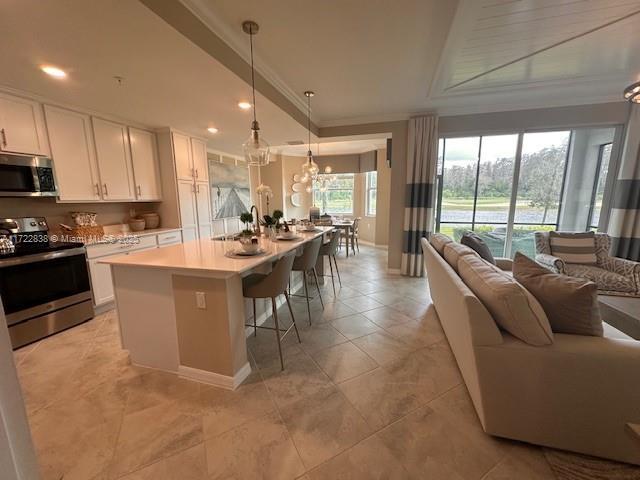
[0, 153, 57, 197]
[0, 217, 93, 348]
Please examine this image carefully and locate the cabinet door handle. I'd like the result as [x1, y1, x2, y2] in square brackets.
[191, 168, 195, 178]
[195, 168, 199, 178]
[94, 184, 100, 196]
[196, 184, 200, 194]
[192, 184, 196, 194]
[103, 184, 108, 196]
[0, 128, 7, 148]
[137, 185, 142, 196]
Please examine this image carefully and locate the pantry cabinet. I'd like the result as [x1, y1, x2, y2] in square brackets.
[92, 118, 135, 200]
[44, 105, 101, 202]
[177, 179, 198, 242]
[0, 92, 49, 156]
[195, 181, 213, 239]
[129, 127, 162, 201]
[173, 132, 193, 181]
[191, 137, 209, 182]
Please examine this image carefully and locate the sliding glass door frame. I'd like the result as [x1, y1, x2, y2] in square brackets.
[437, 124, 622, 257]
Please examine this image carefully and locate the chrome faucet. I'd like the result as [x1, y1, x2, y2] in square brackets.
[250, 205, 260, 235]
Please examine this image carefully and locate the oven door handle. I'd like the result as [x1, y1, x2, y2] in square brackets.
[0, 246, 87, 268]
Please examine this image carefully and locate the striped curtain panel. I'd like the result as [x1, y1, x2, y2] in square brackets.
[401, 116, 439, 276]
[608, 105, 640, 260]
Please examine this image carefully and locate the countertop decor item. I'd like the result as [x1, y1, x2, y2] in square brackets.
[71, 212, 97, 227]
[128, 218, 146, 232]
[141, 213, 160, 229]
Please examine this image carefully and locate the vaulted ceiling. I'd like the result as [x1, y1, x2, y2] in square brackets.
[1, 0, 638, 155]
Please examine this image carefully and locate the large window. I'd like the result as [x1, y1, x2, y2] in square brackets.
[588, 143, 612, 229]
[436, 127, 618, 258]
[366, 171, 377, 216]
[314, 173, 354, 214]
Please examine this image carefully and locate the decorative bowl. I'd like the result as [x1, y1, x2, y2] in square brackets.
[141, 213, 160, 229]
[128, 218, 146, 232]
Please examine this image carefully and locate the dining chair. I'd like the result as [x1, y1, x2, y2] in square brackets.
[319, 230, 342, 294]
[243, 251, 300, 370]
[339, 217, 360, 255]
[291, 236, 324, 324]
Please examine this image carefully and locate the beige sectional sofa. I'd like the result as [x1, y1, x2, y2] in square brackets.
[422, 235, 640, 465]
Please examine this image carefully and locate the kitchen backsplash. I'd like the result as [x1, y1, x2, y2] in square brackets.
[0, 197, 161, 227]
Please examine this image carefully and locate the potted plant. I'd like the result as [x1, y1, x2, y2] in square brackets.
[239, 212, 255, 238]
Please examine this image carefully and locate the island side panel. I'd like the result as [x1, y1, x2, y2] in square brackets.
[172, 274, 250, 387]
[111, 265, 180, 372]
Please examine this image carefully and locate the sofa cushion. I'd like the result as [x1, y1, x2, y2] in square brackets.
[443, 242, 478, 272]
[429, 233, 453, 255]
[564, 264, 636, 293]
[461, 231, 496, 265]
[458, 254, 553, 346]
[549, 231, 597, 265]
[513, 253, 603, 337]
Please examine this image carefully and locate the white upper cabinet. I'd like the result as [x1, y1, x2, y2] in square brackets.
[92, 118, 135, 200]
[0, 93, 50, 156]
[173, 132, 193, 181]
[129, 127, 161, 201]
[191, 138, 208, 182]
[44, 105, 101, 202]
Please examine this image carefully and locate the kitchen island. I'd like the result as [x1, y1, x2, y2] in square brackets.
[101, 227, 332, 390]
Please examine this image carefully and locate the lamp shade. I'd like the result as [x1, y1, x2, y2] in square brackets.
[243, 124, 270, 167]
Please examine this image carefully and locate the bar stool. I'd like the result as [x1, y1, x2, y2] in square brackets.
[243, 252, 300, 370]
[319, 230, 341, 295]
[291, 236, 324, 325]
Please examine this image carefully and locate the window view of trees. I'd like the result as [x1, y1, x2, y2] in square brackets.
[437, 131, 576, 258]
[314, 173, 354, 214]
[366, 171, 377, 216]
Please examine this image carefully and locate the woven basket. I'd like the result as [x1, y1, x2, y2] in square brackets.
[68, 225, 104, 241]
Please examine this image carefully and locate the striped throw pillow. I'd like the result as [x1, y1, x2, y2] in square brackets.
[549, 231, 597, 265]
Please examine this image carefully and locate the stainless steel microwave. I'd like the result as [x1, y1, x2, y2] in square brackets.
[0, 153, 57, 197]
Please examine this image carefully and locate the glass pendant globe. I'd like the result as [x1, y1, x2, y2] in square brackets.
[301, 154, 319, 180]
[243, 127, 270, 167]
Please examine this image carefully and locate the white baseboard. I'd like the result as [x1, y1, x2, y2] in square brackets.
[178, 363, 251, 390]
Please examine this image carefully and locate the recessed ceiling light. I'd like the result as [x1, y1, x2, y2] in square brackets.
[238, 102, 252, 110]
[207, 127, 219, 134]
[40, 65, 67, 79]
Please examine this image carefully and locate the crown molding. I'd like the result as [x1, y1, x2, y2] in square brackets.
[179, 0, 311, 120]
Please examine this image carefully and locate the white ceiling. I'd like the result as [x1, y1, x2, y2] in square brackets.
[185, 0, 640, 120]
[0, 0, 308, 155]
[2, 0, 638, 160]
[182, 0, 459, 124]
[275, 138, 388, 157]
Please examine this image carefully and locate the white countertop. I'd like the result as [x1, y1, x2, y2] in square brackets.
[85, 227, 181, 246]
[100, 227, 333, 277]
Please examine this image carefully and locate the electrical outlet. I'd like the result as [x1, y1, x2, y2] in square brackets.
[195, 291, 206, 309]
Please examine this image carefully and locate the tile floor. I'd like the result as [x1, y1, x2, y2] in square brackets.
[13, 245, 638, 479]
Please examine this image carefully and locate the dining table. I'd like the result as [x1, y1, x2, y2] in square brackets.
[332, 220, 355, 257]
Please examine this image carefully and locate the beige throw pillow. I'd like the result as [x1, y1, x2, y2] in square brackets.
[549, 231, 597, 265]
[429, 233, 452, 255]
[443, 242, 478, 273]
[512, 253, 603, 337]
[458, 254, 553, 346]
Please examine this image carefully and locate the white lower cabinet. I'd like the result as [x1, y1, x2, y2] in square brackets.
[88, 258, 115, 306]
[87, 232, 182, 306]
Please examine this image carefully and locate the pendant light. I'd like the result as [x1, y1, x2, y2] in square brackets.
[301, 91, 319, 183]
[624, 81, 640, 103]
[242, 21, 270, 167]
